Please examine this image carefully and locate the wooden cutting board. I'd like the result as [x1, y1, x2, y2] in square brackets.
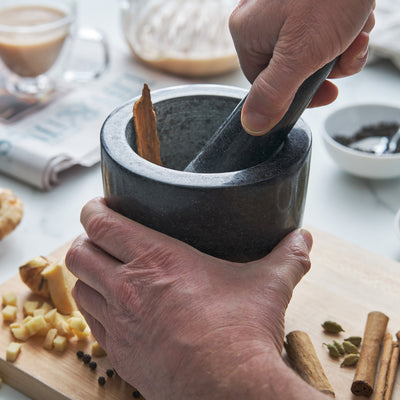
[0, 226, 398, 400]
[286, 226, 400, 399]
[0, 244, 139, 400]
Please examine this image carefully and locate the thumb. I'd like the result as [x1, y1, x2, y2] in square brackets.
[252, 229, 313, 301]
[241, 56, 314, 135]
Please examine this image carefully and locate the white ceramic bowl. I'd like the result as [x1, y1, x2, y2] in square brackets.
[323, 104, 400, 179]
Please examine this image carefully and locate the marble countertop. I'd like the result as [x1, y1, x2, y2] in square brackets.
[0, 1, 399, 399]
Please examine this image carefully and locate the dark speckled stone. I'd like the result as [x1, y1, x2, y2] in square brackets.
[100, 85, 312, 262]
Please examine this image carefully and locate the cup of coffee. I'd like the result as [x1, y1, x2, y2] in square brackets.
[0, 0, 109, 98]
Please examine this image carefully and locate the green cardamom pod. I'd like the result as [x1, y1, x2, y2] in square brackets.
[340, 354, 359, 367]
[344, 336, 362, 347]
[333, 340, 345, 355]
[342, 340, 359, 354]
[321, 321, 345, 334]
[323, 343, 341, 358]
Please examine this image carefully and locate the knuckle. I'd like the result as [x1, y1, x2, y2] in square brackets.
[228, 1, 246, 32]
[251, 76, 288, 120]
[84, 211, 116, 243]
[290, 244, 311, 273]
[111, 273, 141, 314]
[65, 237, 87, 274]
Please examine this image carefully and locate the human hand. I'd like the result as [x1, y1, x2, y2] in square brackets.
[229, 0, 375, 135]
[66, 197, 325, 399]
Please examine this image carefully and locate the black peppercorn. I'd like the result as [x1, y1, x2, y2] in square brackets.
[98, 376, 106, 386]
[132, 390, 141, 398]
[89, 361, 97, 370]
[82, 354, 91, 364]
[76, 350, 84, 359]
[106, 368, 114, 377]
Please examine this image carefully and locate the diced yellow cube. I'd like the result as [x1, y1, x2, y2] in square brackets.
[2, 305, 17, 322]
[33, 309, 46, 317]
[2, 292, 17, 306]
[74, 326, 90, 341]
[37, 322, 51, 337]
[67, 317, 87, 333]
[43, 328, 58, 350]
[6, 342, 21, 362]
[23, 300, 39, 316]
[24, 315, 47, 336]
[23, 315, 32, 324]
[39, 302, 53, 313]
[11, 325, 31, 341]
[72, 310, 84, 318]
[53, 335, 67, 352]
[68, 316, 90, 339]
[44, 308, 57, 324]
[9, 322, 20, 329]
[91, 341, 106, 357]
[53, 312, 73, 338]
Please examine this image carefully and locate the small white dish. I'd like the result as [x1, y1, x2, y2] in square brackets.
[323, 104, 400, 179]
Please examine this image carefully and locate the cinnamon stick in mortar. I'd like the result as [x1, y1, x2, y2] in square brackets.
[383, 331, 400, 400]
[285, 330, 335, 398]
[133, 83, 163, 166]
[374, 332, 394, 400]
[351, 311, 389, 397]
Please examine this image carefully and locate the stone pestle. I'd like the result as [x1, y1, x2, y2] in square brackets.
[184, 59, 337, 173]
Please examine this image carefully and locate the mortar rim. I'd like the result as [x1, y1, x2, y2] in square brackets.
[100, 84, 312, 188]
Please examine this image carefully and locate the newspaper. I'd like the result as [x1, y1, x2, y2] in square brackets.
[0, 48, 185, 190]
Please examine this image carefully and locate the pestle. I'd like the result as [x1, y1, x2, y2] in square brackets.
[185, 59, 337, 173]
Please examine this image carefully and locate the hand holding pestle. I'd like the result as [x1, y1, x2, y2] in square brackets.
[184, 59, 337, 173]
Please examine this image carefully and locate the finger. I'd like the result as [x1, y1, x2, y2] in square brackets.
[308, 80, 338, 108]
[80, 197, 192, 265]
[241, 55, 318, 135]
[66, 234, 121, 295]
[253, 229, 313, 294]
[73, 279, 109, 327]
[329, 32, 370, 79]
[78, 305, 107, 350]
[228, 1, 274, 84]
[363, 11, 375, 34]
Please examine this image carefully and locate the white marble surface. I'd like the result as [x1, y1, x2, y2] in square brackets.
[302, 62, 400, 263]
[0, 1, 400, 399]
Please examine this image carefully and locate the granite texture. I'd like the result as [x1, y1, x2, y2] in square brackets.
[101, 85, 312, 261]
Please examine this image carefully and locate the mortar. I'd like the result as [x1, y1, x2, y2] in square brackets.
[100, 84, 312, 262]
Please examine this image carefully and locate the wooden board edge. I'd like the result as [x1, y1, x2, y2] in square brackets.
[0, 358, 69, 400]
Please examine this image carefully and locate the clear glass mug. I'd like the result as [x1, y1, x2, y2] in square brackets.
[0, 0, 109, 98]
[119, 0, 239, 77]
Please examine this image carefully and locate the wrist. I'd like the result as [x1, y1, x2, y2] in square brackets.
[175, 337, 329, 400]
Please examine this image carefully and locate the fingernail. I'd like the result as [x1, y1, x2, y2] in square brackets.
[357, 44, 369, 60]
[299, 229, 313, 251]
[241, 110, 272, 136]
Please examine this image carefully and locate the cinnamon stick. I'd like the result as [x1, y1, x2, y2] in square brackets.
[351, 311, 389, 397]
[374, 332, 393, 400]
[383, 331, 400, 400]
[133, 83, 162, 166]
[285, 330, 335, 398]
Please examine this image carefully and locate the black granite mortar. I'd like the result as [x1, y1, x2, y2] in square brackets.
[101, 85, 312, 262]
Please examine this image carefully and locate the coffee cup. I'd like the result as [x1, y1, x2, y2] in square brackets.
[0, 0, 109, 98]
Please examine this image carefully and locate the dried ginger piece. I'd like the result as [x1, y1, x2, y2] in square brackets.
[133, 84, 162, 166]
